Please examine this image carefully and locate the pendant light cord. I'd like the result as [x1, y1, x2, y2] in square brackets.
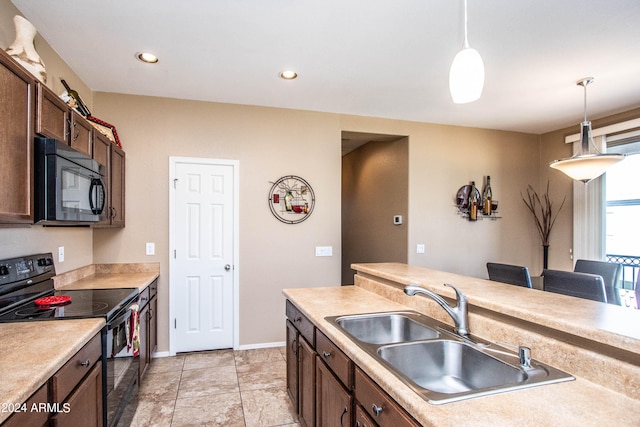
[463, 0, 470, 49]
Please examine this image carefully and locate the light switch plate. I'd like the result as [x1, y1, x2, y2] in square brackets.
[58, 246, 64, 263]
[416, 244, 425, 254]
[315, 246, 333, 257]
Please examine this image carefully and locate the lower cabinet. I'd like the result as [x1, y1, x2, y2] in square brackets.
[285, 300, 419, 427]
[139, 280, 158, 380]
[299, 338, 316, 427]
[4, 332, 103, 427]
[316, 359, 352, 427]
[51, 362, 102, 427]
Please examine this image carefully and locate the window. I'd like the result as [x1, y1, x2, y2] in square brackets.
[605, 141, 640, 290]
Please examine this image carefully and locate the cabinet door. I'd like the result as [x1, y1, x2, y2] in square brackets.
[51, 361, 103, 427]
[36, 82, 69, 141]
[69, 111, 92, 156]
[109, 144, 125, 227]
[286, 320, 299, 411]
[93, 131, 112, 226]
[139, 303, 150, 380]
[298, 337, 316, 427]
[0, 49, 34, 224]
[150, 294, 158, 354]
[316, 359, 352, 427]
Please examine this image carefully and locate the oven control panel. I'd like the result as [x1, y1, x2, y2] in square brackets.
[0, 253, 55, 286]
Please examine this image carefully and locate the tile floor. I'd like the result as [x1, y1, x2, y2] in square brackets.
[123, 346, 299, 427]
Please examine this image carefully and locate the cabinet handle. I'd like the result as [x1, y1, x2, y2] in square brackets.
[291, 338, 298, 356]
[322, 351, 332, 358]
[372, 404, 383, 417]
[72, 122, 80, 141]
[340, 406, 348, 427]
[294, 316, 301, 323]
[79, 359, 91, 367]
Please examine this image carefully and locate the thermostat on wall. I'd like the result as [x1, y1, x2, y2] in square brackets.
[393, 215, 403, 225]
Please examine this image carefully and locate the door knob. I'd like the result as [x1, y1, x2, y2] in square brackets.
[225, 264, 231, 271]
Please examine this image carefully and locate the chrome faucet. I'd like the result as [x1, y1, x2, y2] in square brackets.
[404, 283, 470, 336]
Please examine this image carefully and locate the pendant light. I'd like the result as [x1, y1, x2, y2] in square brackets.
[449, 0, 485, 104]
[549, 78, 625, 183]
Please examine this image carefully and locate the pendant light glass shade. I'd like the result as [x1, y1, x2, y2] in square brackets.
[449, 47, 485, 103]
[549, 78, 625, 183]
[449, 0, 484, 104]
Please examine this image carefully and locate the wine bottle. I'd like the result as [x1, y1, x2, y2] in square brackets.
[483, 175, 493, 215]
[60, 78, 91, 117]
[468, 181, 478, 221]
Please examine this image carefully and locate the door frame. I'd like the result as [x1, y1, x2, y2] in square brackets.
[168, 156, 240, 355]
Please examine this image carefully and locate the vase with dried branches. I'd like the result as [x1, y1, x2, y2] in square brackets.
[521, 182, 566, 270]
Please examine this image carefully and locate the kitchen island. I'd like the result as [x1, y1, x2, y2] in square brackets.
[283, 262, 640, 426]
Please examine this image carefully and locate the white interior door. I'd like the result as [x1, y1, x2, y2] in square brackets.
[170, 157, 238, 353]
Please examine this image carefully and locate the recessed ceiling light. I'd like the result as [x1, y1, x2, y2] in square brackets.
[279, 70, 298, 80]
[137, 52, 159, 64]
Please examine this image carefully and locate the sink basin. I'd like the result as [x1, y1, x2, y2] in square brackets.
[334, 312, 440, 344]
[378, 340, 526, 393]
[325, 311, 574, 404]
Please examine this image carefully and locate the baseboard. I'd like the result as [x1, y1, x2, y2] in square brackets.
[236, 341, 286, 350]
[151, 351, 171, 358]
[151, 341, 285, 358]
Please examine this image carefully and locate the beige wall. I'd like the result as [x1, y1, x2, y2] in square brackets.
[340, 116, 542, 278]
[342, 138, 409, 284]
[91, 93, 343, 350]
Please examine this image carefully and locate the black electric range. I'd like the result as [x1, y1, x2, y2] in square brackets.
[0, 253, 140, 427]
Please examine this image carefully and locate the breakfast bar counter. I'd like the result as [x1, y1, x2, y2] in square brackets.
[283, 262, 640, 426]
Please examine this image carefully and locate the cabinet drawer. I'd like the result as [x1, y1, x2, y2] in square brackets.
[286, 300, 314, 345]
[355, 367, 420, 427]
[2, 383, 48, 427]
[355, 404, 376, 427]
[315, 329, 353, 389]
[51, 333, 102, 403]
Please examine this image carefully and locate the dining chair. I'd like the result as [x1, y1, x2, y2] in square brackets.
[542, 269, 608, 303]
[486, 263, 533, 288]
[574, 259, 621, 305]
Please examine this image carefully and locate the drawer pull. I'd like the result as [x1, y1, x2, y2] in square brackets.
[294, 316, 302, 323]
[79, 359, 91, 367]
[372, 404, 383, 417]
[322, 351, 332, 358]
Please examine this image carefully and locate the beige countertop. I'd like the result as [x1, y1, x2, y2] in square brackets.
[283, 285, 640, 426]
[0, 318, 104, 424]
[58, 271, 158, 292]
[55, 263, 159, 292]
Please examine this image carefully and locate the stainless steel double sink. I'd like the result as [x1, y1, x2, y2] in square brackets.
[325, 311, 574, 404]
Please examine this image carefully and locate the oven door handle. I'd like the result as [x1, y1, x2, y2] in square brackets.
[108, 307, 132, 331]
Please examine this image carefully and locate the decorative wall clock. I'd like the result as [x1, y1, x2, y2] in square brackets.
[268, 175, 315, 224]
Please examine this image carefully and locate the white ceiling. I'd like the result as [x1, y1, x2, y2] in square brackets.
[11, 0, 640, 134]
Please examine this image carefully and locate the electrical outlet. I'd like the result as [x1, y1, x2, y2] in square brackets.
[416, 244, 425, 254]
[58, 246, 65, 263]
[146, 242, 155, 256]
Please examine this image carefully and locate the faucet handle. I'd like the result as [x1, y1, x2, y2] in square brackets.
[444, 284, 467, 303]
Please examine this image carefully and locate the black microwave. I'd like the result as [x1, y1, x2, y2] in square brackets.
[34, 137, 106, 224]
